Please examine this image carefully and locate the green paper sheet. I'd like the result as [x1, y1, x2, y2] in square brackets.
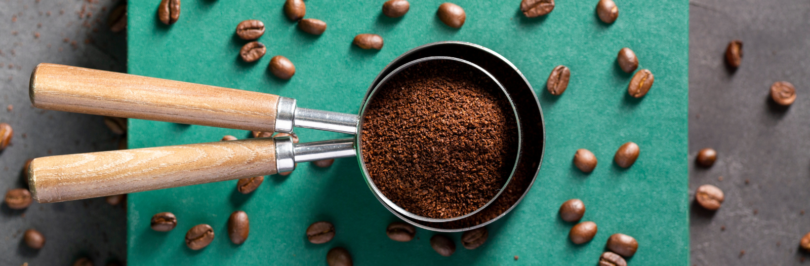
[127, 0, 688, 265]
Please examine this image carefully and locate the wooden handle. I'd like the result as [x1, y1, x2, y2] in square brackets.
[29, 138, 278, 203]
[30, 63, 280, 132]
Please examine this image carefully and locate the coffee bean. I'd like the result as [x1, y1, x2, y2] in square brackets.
[5, 188, 32, 209]
[103, 116, 126, 135]
[695, 184, 724, 210]
[306, 221, 335, 244]
[596, 0, 618, 24]
[284, 0, 306, 21]
[628, 69, 654, 98]
[598, 251, 627, 266]
[107, 5, 127, 33]
[574, 149, 597, 173]
[236, 176, 264, 194]
[298, 19, 327, 35]
[221, 135, 237, 141]
[314, 159, 334, 168]
[72, 257, 93, 266]
[228, 211, 250, 244]
[252, 131, 273, 138]
[157, 0, 180, 25]
[696, 148, 716, 167]
[150, 212, 177, 232]
[437, 3, 465, 28]
[569, 221, 597, 244]
[801, 232, 810, 251]
[386, 222, 416, 242]
[430, 234, 456, 256]
[0, 123, 13, 150]
[617, 48, 638, 73]
[520, 0, 555, 18]
[606, 233, 638, 257]
[725, 40, 743, 68]
[105, 194, 125, 206]
[353, 34, 384, 50]
[185, 224, 215, 250]
[23, 229, 45, 249]
[546, 65, 570, 96]
[235, 20, 265, 40]
[613, 142, 639, 168]
[327, 247, 353, 266]
[240, 41, 266, 63]
[559, 199, 585, 222]
[382, 0, 410, 18]
[269, 55, 296, 80]
[770, 81, 796, 106]
[461, 227, 488, 250]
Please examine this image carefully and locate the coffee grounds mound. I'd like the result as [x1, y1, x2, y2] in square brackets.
[361, 60, 519, 219]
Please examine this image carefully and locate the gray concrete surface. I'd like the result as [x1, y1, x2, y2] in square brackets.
[1, 0, 809, 265]
[0, 0, 127, 265]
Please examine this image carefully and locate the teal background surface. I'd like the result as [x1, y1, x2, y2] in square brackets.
[127, 0, 688, 265]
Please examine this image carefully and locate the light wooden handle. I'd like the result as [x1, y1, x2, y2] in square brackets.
[30, 63, 280, 132]
[29, 138, 278, 203]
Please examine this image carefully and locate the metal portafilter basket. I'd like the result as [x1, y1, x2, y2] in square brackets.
[25, 42, 542, 226]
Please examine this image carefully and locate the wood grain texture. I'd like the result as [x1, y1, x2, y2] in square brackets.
[29, 138, 278, 203]
[30, 63, 280, 131]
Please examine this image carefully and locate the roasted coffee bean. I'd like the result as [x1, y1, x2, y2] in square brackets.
[252, 131, 274, 138]
[770, 81, 796, 106]
[314, 159, 334, 168]
[801, 232, 810, 251]
[606, 233, 638, 257]
[236, 176, 264, 194]
[72, 257, 93, 266]
[695, 184, 724, 210]
[185, 224, 215, 250]
[298, 19, 327, 35]
[599, 251, 627, 266]
[353, 34, 384, 50]
[269, 56, 296, 80]
[235, 20, 265, 40]
[559, 199, 585, 222]
[240, 42, 266, 63]
[158, 0, 180, 25]
[104, 117, 127, 135]
[327, 247, 353, 266]
[520, 0, 554, 18]
[628, 69, 654, 98]
[461, 227, 488, 250]
[574, 149, 597, 173]
[569, 221, 597, 244]
[696, 148, 716, 167]
[386, 222, 416, 242]
[5, 188, 32, 209]
[614, 142, 639, 168]
[106, 194, 125, 206]
[596, 0, 618, 24]
[437, 3, 465, 28]
[617, 48, 638, 73]
[107, 5, 127, 33]
[546, 65, 570, 96]
[23, 229, 45, 249]
[383, 0, 410, 18]
[228, 211, 250, 244]
[284, 0, 306, 21]
[430, 234, 456, 256]
[306, 221, 335, 244]
[725, 40, 743, 68]
[0, 123, 13, 150]
[221, 135, 237, 141]
[150, 212, 177, 232]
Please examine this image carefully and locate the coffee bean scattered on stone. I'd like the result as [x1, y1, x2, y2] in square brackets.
[614, 142, 639, 168]
[574, 149, 597, 173]
[0, 123, 13, 150]
[150, 212, 177, 232]
[606, 233, 638, 257]
[284, 0, 306, 21]
[430, 234, 456, 256]
[23, 229, 45, 249]
[696, 148, 716, 167]
[353, 34, 384, 50]
[236, 20, 265, 40]
[306, 221, 335, 244]
[520, 0, 555, 18]
[5, 188, 32, 209]
[228, 211, 250, 245]
[569, 221, 597, 244]
[599, 251, 627, 266]
[461, 227, 488, 250]
[725, 40, 743, 68]
[158, 0, 180, 25]
[327, 247, 353, 266]
[801, 232, 810, 251]
[298, 18, 327, 35]
[185, 224, 215, 250]
[383, 0, 410, 18]
[269, 56, 296, 80]
[617, 48, 638, 73]
[103, 117, 126, 135]
[770, 81, 796, 106]
[240, 41, 266, 63]
[236, 176, 264, 194]
[596, 0, 618, 24]
[546, 65, 570, 96]
[695, 184, 724, 210]
[107, 4, 127, 33]
[628, 69, 654, 98]
[559, 198, 585, 222]
[386, 222, 416, 242]
[437, 3, 466, 29]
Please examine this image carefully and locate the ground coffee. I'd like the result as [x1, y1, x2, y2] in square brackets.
[361, 60, 519, 219]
